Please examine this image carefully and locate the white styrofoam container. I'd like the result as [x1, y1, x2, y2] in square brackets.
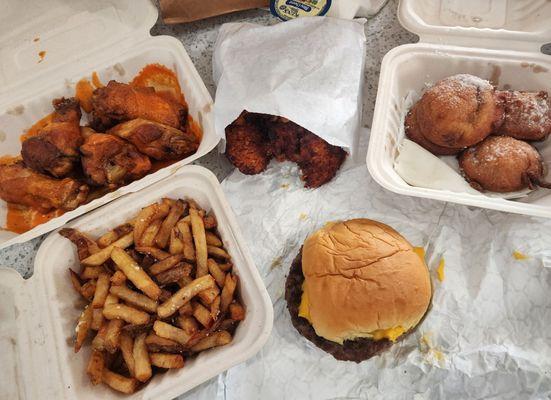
[0, 165, 273, 400]
[367, 0, 551, 218]
[0, 0, 217, 249]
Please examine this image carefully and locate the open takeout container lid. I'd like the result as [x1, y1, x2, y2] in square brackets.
[367, 1, 551, 219]
[398, 0, 551, 51]
[0, 0, 158, 105]
[0, 165, 273, 399]
[0, 0, 218, 249]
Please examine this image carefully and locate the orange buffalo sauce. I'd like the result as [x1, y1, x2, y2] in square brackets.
[20, 113, 54, 142]
[75, 79, 95, 113]
[132, 63, 187, 106]
[6, 204, 64, 234]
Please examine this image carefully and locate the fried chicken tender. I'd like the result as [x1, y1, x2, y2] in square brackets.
[225, 112, 271, 175]
[412, 74, 503, 150]
[498, 90, 551, 141]
[0, 161, 88, 211]
[459, 136, 550, 193]
[108, 118, 199, 160]
[90, 81, 188, 131]
[297, 132, 347, 188]
[405, 104, 462, 155]
[80, 133, 151, 187]
[224, 112, 346, 187]
[21, 97, 83, 178]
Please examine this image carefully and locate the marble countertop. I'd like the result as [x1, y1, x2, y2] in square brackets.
[0, 0, 416, 277]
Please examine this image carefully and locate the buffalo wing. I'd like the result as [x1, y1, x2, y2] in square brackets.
[80, 133, 151, 187]
[108, 118, 199, 160]
[90, 81, 188, 131]
[21, 98, 83, 178]
[0, 161, 88, 211]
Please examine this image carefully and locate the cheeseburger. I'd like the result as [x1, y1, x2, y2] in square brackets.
[285, 219, 432, 362]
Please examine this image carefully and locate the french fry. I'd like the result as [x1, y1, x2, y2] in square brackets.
[190, 208, 208, 276]
[169, 227, 184, 255]
[59, 228, 100, 260]
[104, 293, 119, 306]
[122, 323, 153, 337]
[177, 220, 195, 261]
[155, 199, 185, 248]
[153, 321, 191, 345]
[159, 288, 173, 302]
[103, 304, 150, 325]
[155, 264, 189, 286]
[102, 369, 138, 394]
[177, 301, 193, 316]
[148, 254, 184, 275]
[98, 223, 133, 248]
[92, 272, 111, 308]
[87, 350, 105, 385]
[91, 308, 104, 331]
[157, 198, 173, 218]
[139, 219, 162, 247]
[81, 266, 104, 280]
[145, 333, 184, 353]
[218, 262, 233, 272]
[177, 315, 199, 336]
[119, 332, 135, 377]
[211, 296, 221, 320]
[207, 245, 230, 260]
[75, 305, 93, 352]
[203, 213, 217, 229]
[82, 232, 133, 266]
[133, 203, 158, 246]
[205, 231, 222, 247]
[150, 353, 185, 369]
[69, 268, 82, 295]
[178, 275, 194, 287]
[218, 319, 237, 332]
[110, 270, 127, 286]
[190, 331, 232, 352]
[207, 259, 226, 287]
[109, 285, 158, 313]
[111, 247, 161, 300]
[157, 275, 216, 318]
[104, 319, 124, 353]
[135, 246, 170, 261]
[193, 302, 213, 328]
[92, 322, 108, 351]
[229, 302, 246, 321]
[220, 274, 238, 313]
[197, 285, 219, 305]
[133, 333, 152, 383]
[80, 280, 97, 300]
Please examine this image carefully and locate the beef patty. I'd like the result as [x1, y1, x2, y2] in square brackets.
[285, 249, 411, 362]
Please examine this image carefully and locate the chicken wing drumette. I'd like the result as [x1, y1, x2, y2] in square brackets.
[90, 81, 188, 131]
[80, 133, 151, 187]
[0, 161, 88, 211]
[21, 98, 83, 178]
[108, 118, 199, 160]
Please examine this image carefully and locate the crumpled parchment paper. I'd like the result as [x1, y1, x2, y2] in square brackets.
[185, 135, 551, 400]
[212, 17, 366, 155]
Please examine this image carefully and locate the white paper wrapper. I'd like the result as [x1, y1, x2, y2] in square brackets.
[185, 135, 551, 399]
[212, 17, 366, 156]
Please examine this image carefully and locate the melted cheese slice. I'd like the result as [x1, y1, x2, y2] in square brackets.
[298, 284, 405, 342]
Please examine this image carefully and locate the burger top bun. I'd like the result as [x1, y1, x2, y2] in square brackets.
[301, 219, 431, 344]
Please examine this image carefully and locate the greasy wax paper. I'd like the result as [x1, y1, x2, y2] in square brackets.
[212, 17, 366, 156]
[184, 135, 551, 400]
